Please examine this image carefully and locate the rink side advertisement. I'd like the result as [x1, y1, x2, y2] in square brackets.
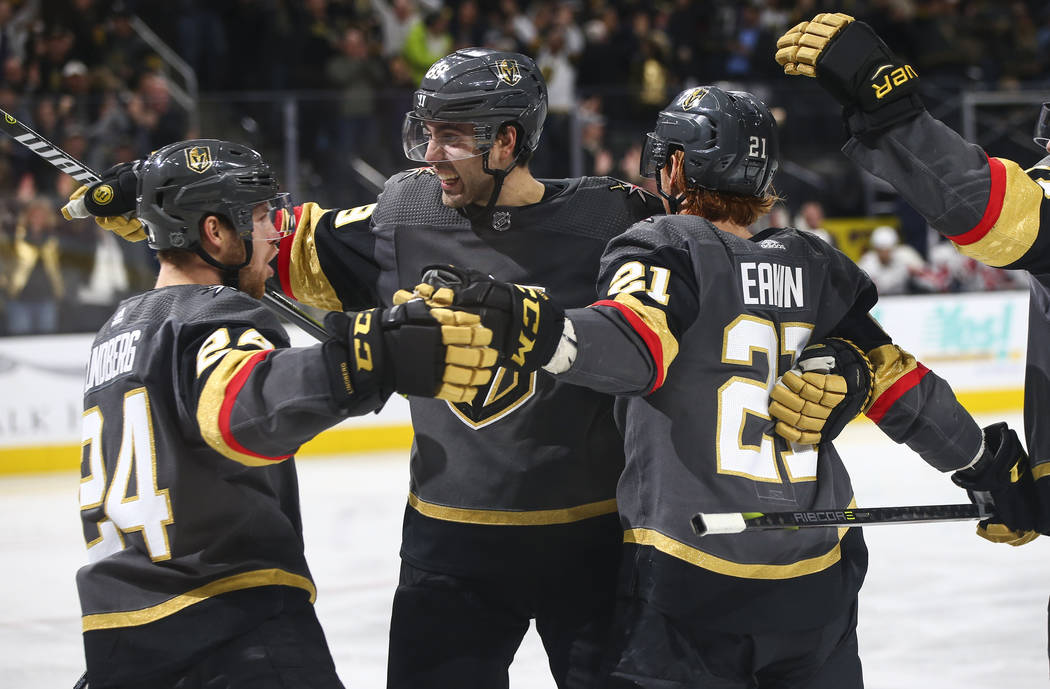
[0, 290, 1030, 474]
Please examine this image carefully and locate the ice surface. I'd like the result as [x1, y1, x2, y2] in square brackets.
[1, 413, 1046, 687]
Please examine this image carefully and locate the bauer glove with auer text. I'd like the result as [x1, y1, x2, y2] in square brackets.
[769, 338, 874, 445]
[952, 422, 1047, 545]
[393, 264, 566, 373]
[322, 300, 497, 408]
[61, 160, 147, 241]
[774, 13, 924, 136]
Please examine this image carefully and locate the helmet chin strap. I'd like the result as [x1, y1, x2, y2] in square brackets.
[460, 145, 526, 225]
[195, 237, 253, 290]
[654, 167, 683, 215]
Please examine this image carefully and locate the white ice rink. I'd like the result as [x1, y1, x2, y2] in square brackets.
[1, 412, 1047, 688]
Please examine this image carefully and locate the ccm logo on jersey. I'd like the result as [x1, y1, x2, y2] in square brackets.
[739, 262, 804, 308]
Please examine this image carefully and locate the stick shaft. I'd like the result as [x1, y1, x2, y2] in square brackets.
[692, 503, 991, 536]
[1, 108, 100, 183]
[262, 290, 328, 341]
[1, 107, 329, 342]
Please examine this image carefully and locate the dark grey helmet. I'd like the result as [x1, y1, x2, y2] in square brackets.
[402, 48, 548, 162]
[640, 86, 779, 198]
[137, 139, 291, 251]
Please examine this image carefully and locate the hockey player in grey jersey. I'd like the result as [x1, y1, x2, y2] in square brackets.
[406, 86, 1022, 688]
[772, 11, 1050, 544]
[70, 140, 495, 688]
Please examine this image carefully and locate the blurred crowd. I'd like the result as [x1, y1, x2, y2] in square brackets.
[0, 0, 1046, 335]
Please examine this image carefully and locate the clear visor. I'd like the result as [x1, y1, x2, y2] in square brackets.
[402, 113, 493, 162]
[260, 192, 296, 242]
[1034, 102, 1050, 149]
[639, 133, 668, 179]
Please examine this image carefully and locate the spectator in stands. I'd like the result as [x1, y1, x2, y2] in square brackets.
[858, 225, 928, 296]
[371, 0, 419, 59]
[450, 0, 485, 50]
[793, 199, 835, 245]
[98, 3, 155, 87]
[402, 8, 451, 83]
[533, 25, 578, 178]
[926, 238, 1029, 293]
[127, 73, 189, 154]
[725, 4, 778, 79]
[33, 25, 76, 94]
[6, 197, 64, 335]
[56, 60, 94, 124]
[326, 26, 387, 183]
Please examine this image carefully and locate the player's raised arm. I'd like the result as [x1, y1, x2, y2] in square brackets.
[774, 12, 1050, 276]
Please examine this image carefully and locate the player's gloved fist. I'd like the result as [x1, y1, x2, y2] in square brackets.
[774, 14, 924, 135]
[406, 264, 566, 373]
[323, 301, 497, 408]
[61, 161, 147, 241]
[775, 12, 854, 77]
[770, 338, 873, 445]
[952, 423, 1043, 545]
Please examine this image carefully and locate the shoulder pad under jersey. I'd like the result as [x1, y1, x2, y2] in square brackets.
[522, 176, 663, 241]
[184, 286, 290, 347]
[372, 167, 467, 227]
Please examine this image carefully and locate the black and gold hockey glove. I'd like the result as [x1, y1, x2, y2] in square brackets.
[61, 160, 147, 241]
[952, 423, 1043, 545]
[394, 264, 565, 373]
[769, 338, 874, 445]
[323, 301, 497, 407]
[774, 13, 924, 136]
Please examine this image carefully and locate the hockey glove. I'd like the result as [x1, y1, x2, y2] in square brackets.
[323, 301, 497, 408]
[61, 160, 147, 241]
[952, 423, 1042, 545]
[395, 264, 565, 373]
[774, 13, 924, 136]
[769, 338, 874, 445]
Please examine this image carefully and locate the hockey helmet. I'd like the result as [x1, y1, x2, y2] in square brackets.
[402, 48, 548, 162]
[137, 139, 294, 251]
[1034, 102, 1050, 150]
[640, 86, 779, 197]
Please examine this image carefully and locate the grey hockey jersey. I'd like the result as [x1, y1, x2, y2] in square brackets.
[560, 215, 983, 631]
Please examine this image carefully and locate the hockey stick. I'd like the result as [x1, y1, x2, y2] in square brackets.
[692, 502, 993, 536]
[0, 107, 329, 341]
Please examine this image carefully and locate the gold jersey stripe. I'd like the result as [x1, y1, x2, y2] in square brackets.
[197, 348, 282, 466]
[865, 344, 918, 409]
[609, 292, 680, 381]
[286, 202, 344, 311]
[408, 492, 617, 525]
[81, 568, 315, 631]
[1033, 462, 1050, 481]
[954, 158, 1043, 267]
[624, 526, 846, 580]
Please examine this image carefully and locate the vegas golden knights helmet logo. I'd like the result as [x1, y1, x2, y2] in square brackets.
[493, 59, 522, 86]
[185, 146, 213, 173]
[680, 87, 709, 111]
